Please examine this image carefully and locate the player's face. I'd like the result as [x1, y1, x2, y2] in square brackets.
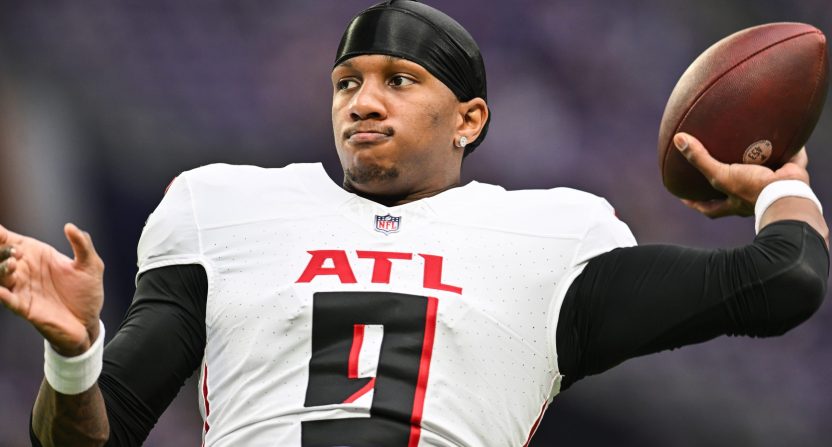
[331, 55, 464, 202]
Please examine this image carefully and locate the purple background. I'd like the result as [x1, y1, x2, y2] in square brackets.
[1, 1, 830, 445]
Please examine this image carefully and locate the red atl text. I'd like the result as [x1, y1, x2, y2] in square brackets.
[296, 250, 462, 295]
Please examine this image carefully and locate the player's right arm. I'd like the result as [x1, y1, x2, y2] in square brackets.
[0, 223, 109, 446]
[7, 173, 210, 446]
[0, 222, 208, 446]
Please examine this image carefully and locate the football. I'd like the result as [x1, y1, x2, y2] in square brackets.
[658, 22, 829, 200]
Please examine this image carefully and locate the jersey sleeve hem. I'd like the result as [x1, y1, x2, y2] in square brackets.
[546, 196, 635, 381]
[136, 256, 212, 280]
[546, 262, 589, 381]
[135, 257, 216, 332]
[136, 173, 207, 282]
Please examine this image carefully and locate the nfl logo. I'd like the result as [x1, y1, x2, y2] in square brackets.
[375, 214, 401, 235]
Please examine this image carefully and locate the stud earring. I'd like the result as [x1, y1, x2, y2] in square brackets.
[456, 136, 469, 148]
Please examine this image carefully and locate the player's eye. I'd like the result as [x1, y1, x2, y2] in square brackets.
[336, 79, 359, 91]
[388, 75, 415, 87]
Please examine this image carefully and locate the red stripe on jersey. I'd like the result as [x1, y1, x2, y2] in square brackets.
[201, 363, 211, 446]
[164, 176, 177, 194]
[408, 297, 439, 447]
[348, 324, 365, 379]
[342, 377, 376, 404]
[523, 401, 548, 446]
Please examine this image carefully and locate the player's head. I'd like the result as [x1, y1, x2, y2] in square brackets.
[331, 0, 490, 201]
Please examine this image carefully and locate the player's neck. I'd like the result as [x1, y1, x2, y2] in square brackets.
[344, 182, 461, 207]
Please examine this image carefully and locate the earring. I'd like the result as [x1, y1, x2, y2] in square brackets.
[456, 136, 469, 148]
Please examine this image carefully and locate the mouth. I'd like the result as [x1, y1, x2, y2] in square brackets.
[344, 126, 394, 145]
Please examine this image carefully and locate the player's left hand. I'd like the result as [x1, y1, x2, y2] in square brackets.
[674, 132, 810, 218]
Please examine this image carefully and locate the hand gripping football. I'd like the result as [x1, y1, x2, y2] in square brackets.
[658, 23, 829, 200]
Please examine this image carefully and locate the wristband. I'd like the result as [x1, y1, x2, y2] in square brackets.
[754, 180, 823, 234]
[43, 320, 105, 395]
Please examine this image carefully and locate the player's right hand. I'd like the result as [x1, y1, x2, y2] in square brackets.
[0, 223, 104, 357]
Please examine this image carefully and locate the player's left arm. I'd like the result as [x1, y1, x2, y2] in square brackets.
[555, 133, 828, 390]
[557, 221, 828, 390]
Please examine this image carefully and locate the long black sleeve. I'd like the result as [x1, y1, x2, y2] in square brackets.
[30, 264, 208, 447]
[556, 220, 828, 391]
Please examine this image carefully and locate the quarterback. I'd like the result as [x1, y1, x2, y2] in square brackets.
[0, 1, 827, 446]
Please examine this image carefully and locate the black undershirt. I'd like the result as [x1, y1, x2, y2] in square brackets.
[30, 220, 829, 446]
[556, 220, 827, 390]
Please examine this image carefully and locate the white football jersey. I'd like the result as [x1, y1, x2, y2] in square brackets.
[137, 163, 636, 447]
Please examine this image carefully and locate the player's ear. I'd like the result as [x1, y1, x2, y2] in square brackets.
[456, 98, 488, 144]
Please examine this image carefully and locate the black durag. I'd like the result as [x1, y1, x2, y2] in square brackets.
[334, 0, 490, 155]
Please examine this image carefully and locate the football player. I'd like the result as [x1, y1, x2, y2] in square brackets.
[0, 1, 827, 446]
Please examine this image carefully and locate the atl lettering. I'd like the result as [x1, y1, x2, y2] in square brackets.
[296, 250, 462, 295]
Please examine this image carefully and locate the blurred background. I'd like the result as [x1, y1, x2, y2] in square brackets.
[1, 0, 831, 445]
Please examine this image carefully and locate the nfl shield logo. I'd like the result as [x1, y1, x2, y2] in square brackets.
[375, 214, 401, 235]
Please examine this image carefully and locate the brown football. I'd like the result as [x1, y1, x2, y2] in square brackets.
[658, 23, 829, 200]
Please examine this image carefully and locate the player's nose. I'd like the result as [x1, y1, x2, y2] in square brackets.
[348, 80, 387, 121]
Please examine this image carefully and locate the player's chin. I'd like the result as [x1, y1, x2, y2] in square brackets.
[344, 162, 400, 187]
